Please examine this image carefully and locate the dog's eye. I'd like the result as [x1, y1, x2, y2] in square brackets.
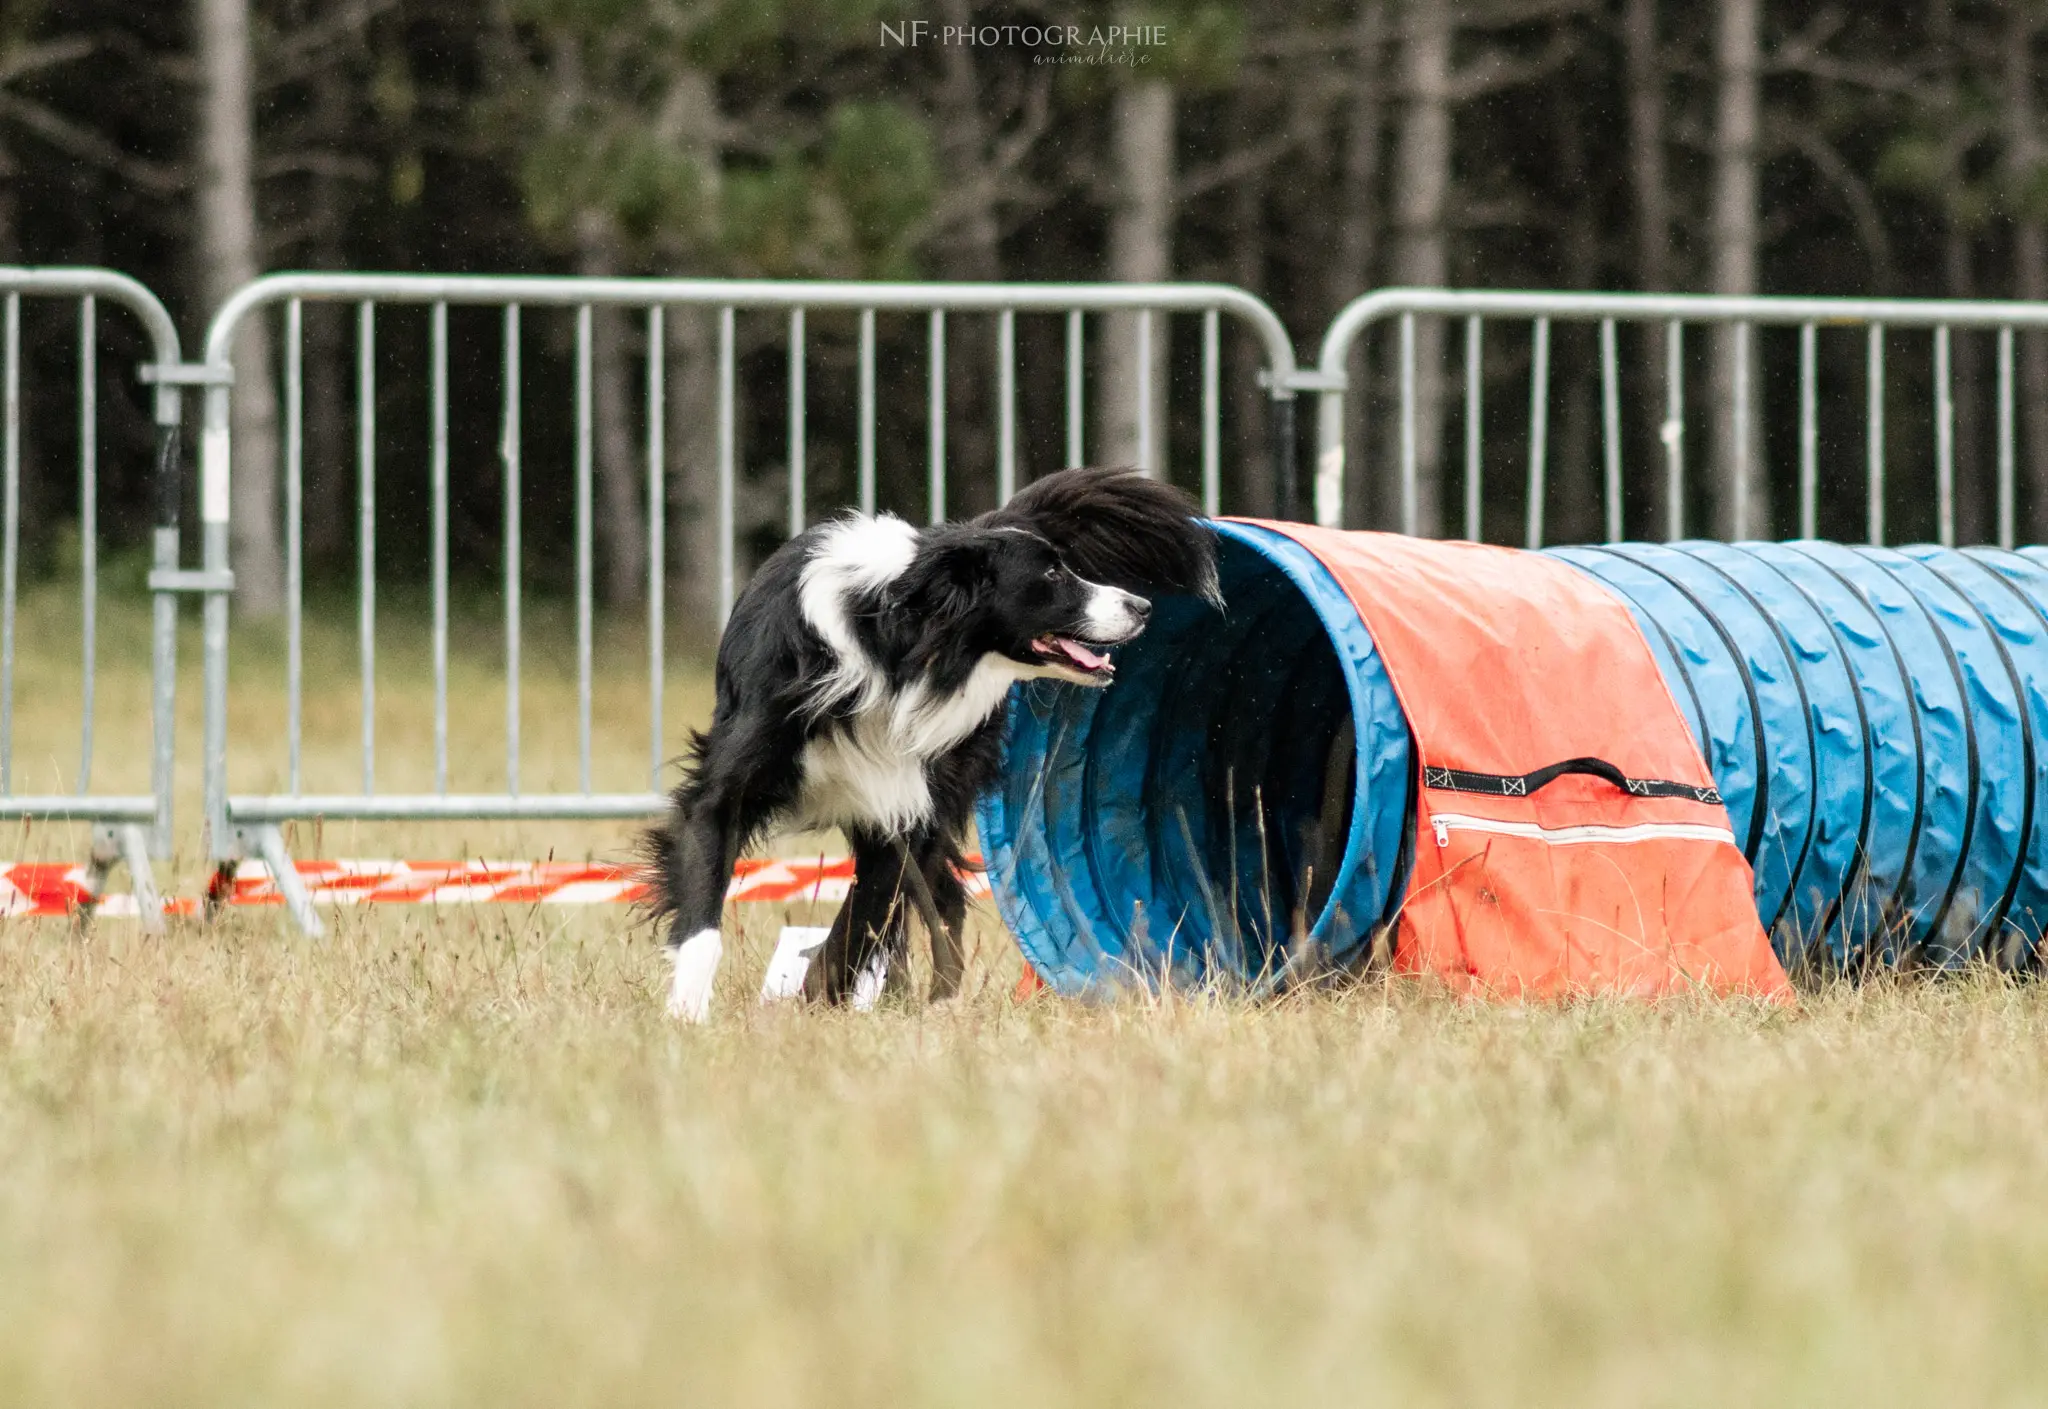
[1044, 566, 1061, 582]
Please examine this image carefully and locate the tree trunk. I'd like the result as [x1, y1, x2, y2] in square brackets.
[1228, 89, 1272, 518]
[1625, 0, 1671, 296]
[2020, 225, 2048, 542]
[1625, 0, 1678, 537]
[931, 2, 1001, 503]
[1945, 225, 1987, 543]
[0, 138, 16, 263]
[1709, 0, 1766, 539]
[1390, 1, 1451, 537]
[199, 0, 284, 616]
[661, 67, 724, 647]
[576, 216, 647, 607]
[303, 38, 352, 573]
[1553, 85, 1601, 545]
[1330, 0, 1385, 530]
[666, 307, 722, 652]
[1101, 80, 1175, 478]
[2008, 6, 2048, 541]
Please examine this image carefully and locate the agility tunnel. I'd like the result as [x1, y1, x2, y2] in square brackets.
[978, 525, 2048, 992]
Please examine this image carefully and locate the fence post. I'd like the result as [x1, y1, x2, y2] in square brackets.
[201, 371, 234, 862]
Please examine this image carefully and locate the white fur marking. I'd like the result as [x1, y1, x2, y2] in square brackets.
[760, 925, 831, 1003]
[666, 928, 723, 1022]
[798, 514, 920, 716]
[851, 952, 889, 1012]
[798, 651, 1057, 831]
[1083, 583, 1146, 641]
[894, 652, 1039, 756]
[798, 717, 936, 832]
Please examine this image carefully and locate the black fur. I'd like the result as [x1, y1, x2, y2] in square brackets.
[640, 466, 1217, 1008]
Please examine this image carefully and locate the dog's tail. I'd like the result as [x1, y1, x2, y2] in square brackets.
[982, 466, 1221, 608]
[636, 822, 680, 925]
[634, 728, 712, 927]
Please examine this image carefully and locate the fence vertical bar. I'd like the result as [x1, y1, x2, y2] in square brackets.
[787, 308, 805, 537]
[575, 304, 593, 794]
[285, 298, 303, 794]
[647, 305, 665, 792]
[1398, 312, 1417, 536]
[858, 307, 876, 514]
[1526, 316, 1551, 550]
[1066, 310, 1084, 468]
[998, 309, 1017, 503]
[358, 301, 375, 794]
[1464, 316, 1482, 541]
[1664, 320, 1684, 541]
[502, 305, 520, 796]
[928, 309, 946, 523]
[146, 321, 177, 861]
[431, 300, 449, 795]
[2000, 325, 2016, 549]
[1799, 322, 1818, 538]
[202, 361, 231, 856]
[1202, 309, 1220, 516]
[717, 306, 736, 624]
[1732, 321, 1751, 540]
[1868, 323, 1886, 546]
[1, 294, 15, 794]
[1136, 308, 1155, 474]
[1935, 324, 1954, 548]
[76, 297, 95, 794]
[1600, 317, 1622, 542]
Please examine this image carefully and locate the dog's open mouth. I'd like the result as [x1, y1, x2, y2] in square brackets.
[1032, 635, 1116, 680]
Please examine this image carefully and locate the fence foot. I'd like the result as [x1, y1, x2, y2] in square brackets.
[116, 825, 164, 934]
[79, 830, 116, 932]
[247, 825, 325, 938]
[79, 825, 166, 935]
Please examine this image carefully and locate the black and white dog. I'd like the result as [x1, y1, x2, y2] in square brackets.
[643, 466, 1218, 1019]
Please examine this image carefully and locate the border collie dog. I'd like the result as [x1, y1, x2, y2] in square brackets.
[643, 467, 1218, 1020]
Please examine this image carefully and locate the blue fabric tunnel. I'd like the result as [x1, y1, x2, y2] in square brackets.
[976, 530, 2048, 992]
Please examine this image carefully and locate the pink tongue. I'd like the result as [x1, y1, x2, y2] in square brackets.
[1057, 638, 1110, 671]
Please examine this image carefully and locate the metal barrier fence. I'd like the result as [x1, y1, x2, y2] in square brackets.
[0, 267, 197, 928]
[196, 274, 1302, 932]
[19, 270, 2048, 936]
[1313, 288, 2048, 546]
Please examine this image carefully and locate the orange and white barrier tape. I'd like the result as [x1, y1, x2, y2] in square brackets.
[2, 855, 990, 918]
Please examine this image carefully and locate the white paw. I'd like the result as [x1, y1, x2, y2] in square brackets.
[760, 926, 832, 1004]
[851, 952, 889, 1012]
[666, 929, 723, 1022]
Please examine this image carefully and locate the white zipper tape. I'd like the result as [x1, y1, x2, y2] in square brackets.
[1430, 813, 1736, 848]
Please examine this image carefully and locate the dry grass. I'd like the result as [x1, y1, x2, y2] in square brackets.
[8, 586, 2048, 1405]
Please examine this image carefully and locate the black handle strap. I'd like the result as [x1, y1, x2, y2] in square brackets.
[1422, 756, 1722, 806]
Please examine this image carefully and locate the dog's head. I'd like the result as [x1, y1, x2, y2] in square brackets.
[903, 526, 1151, 686]
[981, 466, 1222, 611]
[898, 468, 1219, 688]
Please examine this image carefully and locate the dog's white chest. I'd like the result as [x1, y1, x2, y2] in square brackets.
[797, 718, 934, 832]
[794, 654, 1032, 834]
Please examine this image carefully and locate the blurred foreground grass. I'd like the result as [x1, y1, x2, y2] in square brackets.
[8, 586, 2048, 1405]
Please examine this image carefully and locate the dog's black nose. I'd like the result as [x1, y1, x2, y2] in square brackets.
[1129, 595, 1152, 622]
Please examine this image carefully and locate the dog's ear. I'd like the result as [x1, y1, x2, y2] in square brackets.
[898, 532, 993, 620]
[981, 466, 1221, 608]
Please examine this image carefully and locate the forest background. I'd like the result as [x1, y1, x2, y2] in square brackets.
[2, 0, 2037, 628]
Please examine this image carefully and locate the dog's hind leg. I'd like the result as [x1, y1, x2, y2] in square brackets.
[802, 829, 911, 1005]
[654, 796, 739, 1022]
[650, 738, 788, 1021]
[911, 836, 970, 1002]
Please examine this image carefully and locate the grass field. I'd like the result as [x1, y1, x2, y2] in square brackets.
[9, 586, 2048, 1405]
